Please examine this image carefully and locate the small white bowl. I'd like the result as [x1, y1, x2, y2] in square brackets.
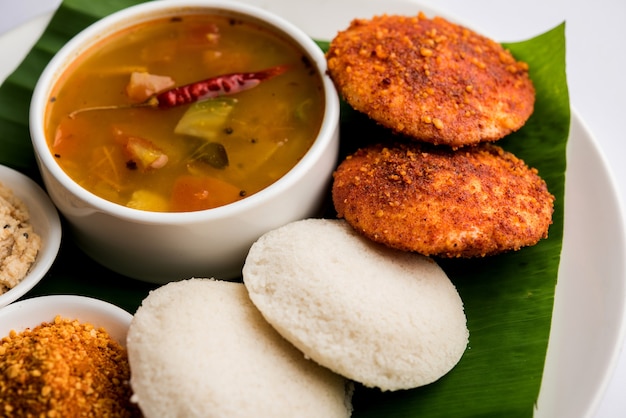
[29, 0, 340, 283]
[0, 294, 132, 346]
[0, 165, 62, 309]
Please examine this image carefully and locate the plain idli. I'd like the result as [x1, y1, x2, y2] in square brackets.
[127, 278, 353, 418]
[243, 218, 469, 391]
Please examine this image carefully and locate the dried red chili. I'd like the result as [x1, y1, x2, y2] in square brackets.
[69, 64, 289, 118]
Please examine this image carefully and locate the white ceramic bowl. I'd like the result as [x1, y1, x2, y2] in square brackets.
[0, 165, 62, 309]
[29, 0, 340, 283]
[0, 294, 132, 346]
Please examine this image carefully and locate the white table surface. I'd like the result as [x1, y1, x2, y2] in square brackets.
[0, 0, 624, 416]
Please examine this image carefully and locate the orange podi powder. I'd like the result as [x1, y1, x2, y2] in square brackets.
[0, 316, 141, 417]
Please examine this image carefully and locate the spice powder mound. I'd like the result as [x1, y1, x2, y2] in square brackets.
[0, 315, 142, 417]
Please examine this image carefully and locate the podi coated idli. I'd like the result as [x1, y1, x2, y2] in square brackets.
[326, 13, 535, 148]
[243, 218, 468, 391]
[126, 278, 352, 418]
[332, 142, 554, 257]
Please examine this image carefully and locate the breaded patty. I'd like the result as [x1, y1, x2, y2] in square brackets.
[326, 13, 535, 148]
[332, 142, 554, 257]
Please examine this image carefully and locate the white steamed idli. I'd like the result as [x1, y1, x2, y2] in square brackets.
[243, 218, 469, 391]
[127, 278, 353, 418]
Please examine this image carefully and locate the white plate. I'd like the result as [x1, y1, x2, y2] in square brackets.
[1, 1, 624, 417]
[0, 294, 132, 346]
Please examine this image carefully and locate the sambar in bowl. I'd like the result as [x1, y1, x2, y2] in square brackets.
[30, 0, 340, 283]
[47, 10, 325, 212]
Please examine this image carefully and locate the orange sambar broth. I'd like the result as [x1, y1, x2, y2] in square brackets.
[45, 14, 325, 212]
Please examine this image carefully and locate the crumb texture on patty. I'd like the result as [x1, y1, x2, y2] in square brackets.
[332, 142, 554, 257]
[326, 13, 535, 148]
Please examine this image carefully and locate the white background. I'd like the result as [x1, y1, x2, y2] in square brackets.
[0, 0, 624, 416]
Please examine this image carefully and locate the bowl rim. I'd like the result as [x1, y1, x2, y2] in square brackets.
[29, 0, 340, 225]
[0, 164, 62, 309]
[0, 294, 133, 345]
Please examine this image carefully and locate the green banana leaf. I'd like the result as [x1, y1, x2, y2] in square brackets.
[0, 1, 568, 417]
